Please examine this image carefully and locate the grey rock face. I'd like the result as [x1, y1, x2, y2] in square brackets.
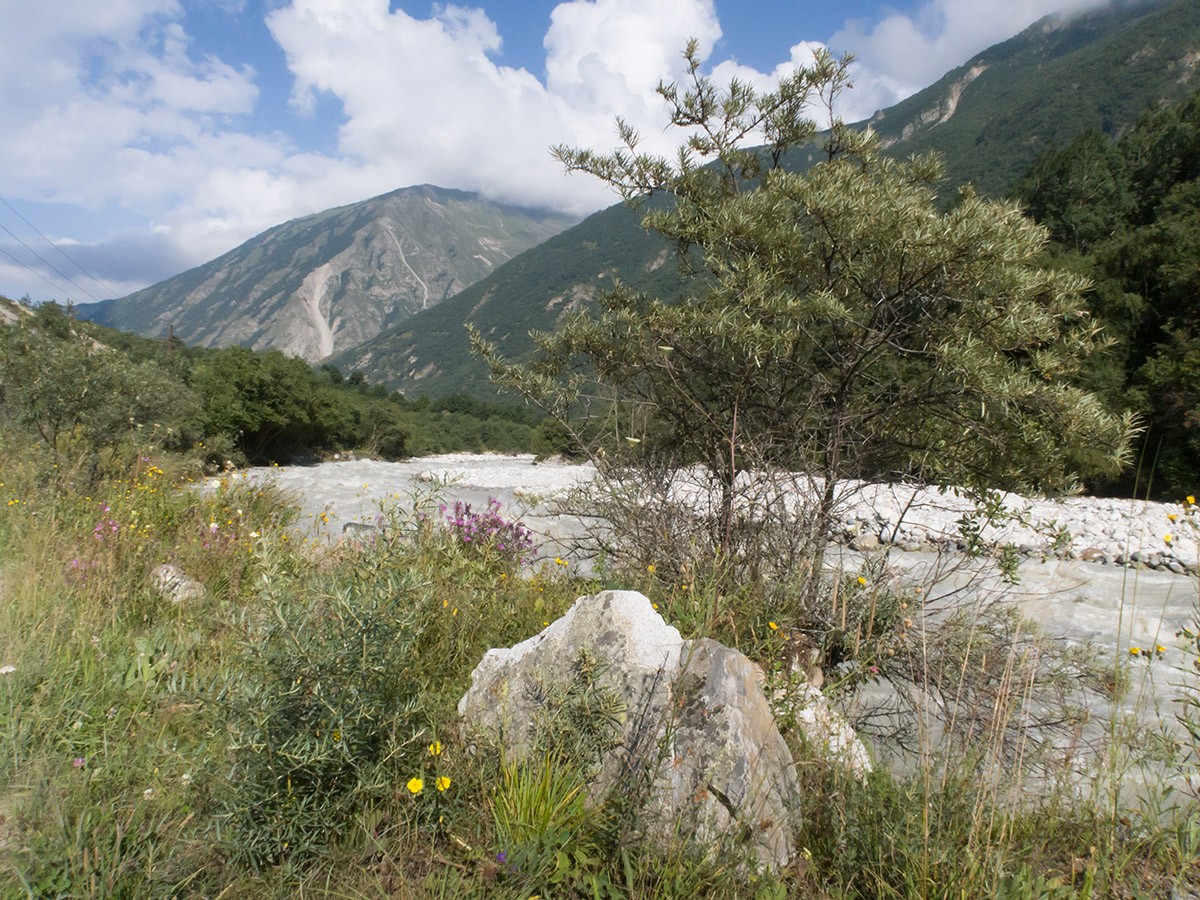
[150, 564, 204, 604]
[457, 590, 802, 870]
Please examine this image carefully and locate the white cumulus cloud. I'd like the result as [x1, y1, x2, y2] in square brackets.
[265, 0, 728, 215]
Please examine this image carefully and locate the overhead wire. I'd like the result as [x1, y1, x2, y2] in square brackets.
[0, 194, 121, 298]
[0, 243, 83, 303]
[0, 219, 103, 304]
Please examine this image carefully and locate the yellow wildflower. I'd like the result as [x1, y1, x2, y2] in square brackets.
[407, 777, 424, 794]
[429, 740, 443, 756]
[436, 776, 451, 791]
[768, 621, 779, 630]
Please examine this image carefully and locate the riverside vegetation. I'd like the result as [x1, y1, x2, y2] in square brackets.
[3, 55, 1200, 900]
[1, 386, 1199, 898]
[0, 297, 561, 469]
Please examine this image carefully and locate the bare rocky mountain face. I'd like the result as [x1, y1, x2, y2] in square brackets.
[79, 185, 576, 363]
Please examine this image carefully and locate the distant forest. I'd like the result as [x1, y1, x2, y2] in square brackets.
[1013, 89, 1200, 495]
[0, 300, 563, 472]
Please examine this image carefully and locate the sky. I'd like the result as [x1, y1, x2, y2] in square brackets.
[0, 0, 1106, 306]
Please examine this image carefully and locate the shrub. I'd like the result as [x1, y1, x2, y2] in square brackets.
[219, 558, 431, 870]
[439, 497, 537, 573]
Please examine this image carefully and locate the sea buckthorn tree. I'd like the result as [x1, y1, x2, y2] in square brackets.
[475, 43, 1136, 583]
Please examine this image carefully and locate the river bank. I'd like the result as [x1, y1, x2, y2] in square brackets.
[220, 453, 1199, 668]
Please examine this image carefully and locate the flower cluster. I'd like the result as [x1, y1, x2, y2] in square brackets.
[65, 558, 94, 587]
[441, 498, 535, 564]
[93, 519, 120, 541]
[1128, 644, 1167, 660]
[406, 740, 452, 797]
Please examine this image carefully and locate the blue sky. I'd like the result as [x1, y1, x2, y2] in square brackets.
[0, 0, 1101, 305]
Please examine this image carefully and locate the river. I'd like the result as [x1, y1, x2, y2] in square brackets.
[220, 453, 1200, 794]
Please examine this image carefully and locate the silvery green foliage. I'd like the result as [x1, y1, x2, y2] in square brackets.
[476, 44, 1136, 571]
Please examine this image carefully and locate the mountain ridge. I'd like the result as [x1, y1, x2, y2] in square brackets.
[78, 184, 577, 363]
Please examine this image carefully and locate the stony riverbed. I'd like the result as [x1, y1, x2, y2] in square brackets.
[216, 453, 1199, 658]
[215, 453, 1200, 792]
[226, 452, 1200, 569]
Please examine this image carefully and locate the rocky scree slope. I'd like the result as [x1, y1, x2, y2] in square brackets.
[79, 185, 576, 364]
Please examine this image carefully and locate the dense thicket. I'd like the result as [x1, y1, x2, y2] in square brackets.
[0, 299, 551, 472]
[1012, 89, 1200, 496]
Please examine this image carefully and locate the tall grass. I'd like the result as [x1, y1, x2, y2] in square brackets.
[1, 433, 1198, 898]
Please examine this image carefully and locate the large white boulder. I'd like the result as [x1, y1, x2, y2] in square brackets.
[459, 590, 807, 869]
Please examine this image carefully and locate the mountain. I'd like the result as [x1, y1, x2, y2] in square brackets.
[78, 185, 577, 363]
[863, 0, 1200, 194]
[329, 199, 690, 395]
[332, 0, 1200, 399]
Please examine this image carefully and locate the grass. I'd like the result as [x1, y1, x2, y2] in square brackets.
[0, 434, 1198, 898]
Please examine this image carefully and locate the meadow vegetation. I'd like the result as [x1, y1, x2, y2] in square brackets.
[1, 394, 1198, 899]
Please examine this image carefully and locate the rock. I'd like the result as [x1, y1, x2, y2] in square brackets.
[778, 685, 873, 780]
[458, 590, 865, 871]
[850, 532, 880, 551]
[150, 564, 203, 604]
[342, 521, 380, 542]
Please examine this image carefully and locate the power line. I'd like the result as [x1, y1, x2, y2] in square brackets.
[0, 220, 103, 303]
[0, 194, 121, 298]
[0, 243, 82, 304]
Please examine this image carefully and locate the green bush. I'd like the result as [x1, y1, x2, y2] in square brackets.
[219, 559, 432, 870]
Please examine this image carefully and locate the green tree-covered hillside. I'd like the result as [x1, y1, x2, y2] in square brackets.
[1013, 90, 1200, 495]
